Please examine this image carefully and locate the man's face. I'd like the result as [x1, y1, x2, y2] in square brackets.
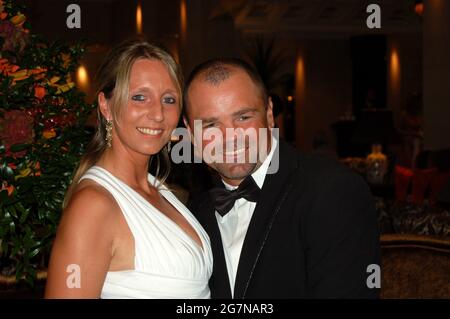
[185, 69, 274, 186]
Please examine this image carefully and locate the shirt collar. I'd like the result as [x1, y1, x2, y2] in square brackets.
[222, 133, 278, 190]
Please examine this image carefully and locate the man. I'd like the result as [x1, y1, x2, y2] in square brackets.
[183, 58, 380, 298]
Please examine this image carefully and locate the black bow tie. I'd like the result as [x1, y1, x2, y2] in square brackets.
[209, 175, 261, 217]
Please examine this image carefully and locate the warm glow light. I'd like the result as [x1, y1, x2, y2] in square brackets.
[295, 54, 305, 99]
[136, 2, 142, 34]
[77, 65, 88, 90]
[390, 47, 400, 91]
[180, 0, 187, 42]
[388, 43, 401, 124]
[295, 51, 307, 150]
[287, 95, 293, 102]
[415, 3, 424, 16]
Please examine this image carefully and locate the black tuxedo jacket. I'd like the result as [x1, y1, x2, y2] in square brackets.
[189, 139, 380, 298]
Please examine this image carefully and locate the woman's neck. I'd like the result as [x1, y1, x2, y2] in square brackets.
[97, 146, 151, 191]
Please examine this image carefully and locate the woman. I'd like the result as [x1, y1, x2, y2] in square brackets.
[45, 39, 213, 298]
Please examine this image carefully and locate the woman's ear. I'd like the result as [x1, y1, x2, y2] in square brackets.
[266, 97, 275, 129]
[98, 92, 112, 120]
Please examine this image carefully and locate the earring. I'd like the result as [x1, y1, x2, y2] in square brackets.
[167, 140, 172, 153]
[105, 120, 113, 148]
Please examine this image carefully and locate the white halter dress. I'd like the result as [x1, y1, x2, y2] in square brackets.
[79, 166, 213, 299]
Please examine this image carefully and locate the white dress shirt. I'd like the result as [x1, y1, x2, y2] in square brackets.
[215, 135, 278, 296]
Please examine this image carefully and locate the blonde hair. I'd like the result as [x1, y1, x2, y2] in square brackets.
[64, 39, 183, 208]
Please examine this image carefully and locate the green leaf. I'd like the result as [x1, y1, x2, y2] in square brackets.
[0, 226, 6, 238]
[11, 238, 20, 256]
[0, 189, 10, 206]
[28, 247, 41, 259]
[0, 163, 14, 179]
[9, 220, 15, 233]
[18, 204, 30, 223]
[9, 143, 30, 153]
[6, 205, 18, 219]
[15, 263, 24, 281]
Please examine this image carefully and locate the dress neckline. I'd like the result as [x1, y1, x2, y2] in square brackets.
[90, 165, 205, 253]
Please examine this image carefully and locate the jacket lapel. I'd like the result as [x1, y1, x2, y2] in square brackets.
[233, 140, 300, 298]
[197, 197, 232, 298]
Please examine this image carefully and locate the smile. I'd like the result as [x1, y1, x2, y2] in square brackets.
[223, 147, 247, 156]
[137, 127, 163, 136]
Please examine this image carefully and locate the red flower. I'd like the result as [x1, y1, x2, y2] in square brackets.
[0, 110, 34, 157]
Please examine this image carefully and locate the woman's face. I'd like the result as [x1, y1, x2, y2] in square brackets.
[103, 59, 180, 157]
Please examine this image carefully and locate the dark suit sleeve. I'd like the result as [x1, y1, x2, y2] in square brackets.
[302, 171, 381, 298]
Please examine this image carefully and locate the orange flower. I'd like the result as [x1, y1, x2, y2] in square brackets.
[6, 185, 14, 195]
[0, 12, 6, 20]
[29, 68, 47, 81]
[43, 128, 56, 139]
[0, 60, 20, 76]
[61, 53, 71, 68]
[33, 73, 46, 80]
[34, 86, 46, 99]
[10, 64, 19, 73]
[10, 68, 29, 82]
[10, 13, 26, 26]
[34, 162, 41, 176]
[49, 76, 60, 84]
[30, 67, 47, 75]
[55, 82, 75, 94]
[1, 181, 15, 196]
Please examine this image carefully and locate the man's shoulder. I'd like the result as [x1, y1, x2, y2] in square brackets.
[299, 153, 351, 178]
[279, 140, 353, 181]
[277, 141, 364, 193]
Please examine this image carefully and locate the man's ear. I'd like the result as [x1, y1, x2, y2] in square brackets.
[98, 92, 112, 120]
[266, 97, 275, 129]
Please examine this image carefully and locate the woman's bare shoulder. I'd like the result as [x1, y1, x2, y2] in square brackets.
[46, 179, 120, 298]
[61, 179, 121, 233]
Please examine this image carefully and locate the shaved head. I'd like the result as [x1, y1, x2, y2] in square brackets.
[203, 63, 233, 85]
[183, 58, 268, 118]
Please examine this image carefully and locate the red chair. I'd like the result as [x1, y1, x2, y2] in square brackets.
[395, 165, 414, 202]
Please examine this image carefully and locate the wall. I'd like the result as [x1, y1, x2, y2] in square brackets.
[295, 38, 353, 152]
[423, 0, 450, 151]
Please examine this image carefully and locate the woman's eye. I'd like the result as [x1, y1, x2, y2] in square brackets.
[162, 96, 176, 104]
[131, 94, 145, 102]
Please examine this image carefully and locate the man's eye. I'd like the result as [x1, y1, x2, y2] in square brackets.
[163, 96, 176, 104]
[203, 123, 215, 128]
[238, 115, 251, 121]
[131, 94, 145, 101]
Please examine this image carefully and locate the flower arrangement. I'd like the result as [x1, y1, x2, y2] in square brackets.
[0, 0, 94, 286]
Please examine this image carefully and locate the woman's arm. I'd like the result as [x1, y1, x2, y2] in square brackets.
[45, 186, 117, 298]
